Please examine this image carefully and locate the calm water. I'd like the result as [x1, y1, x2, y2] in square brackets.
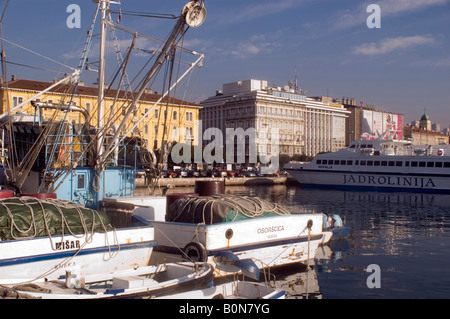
[138, 184, 450, 299]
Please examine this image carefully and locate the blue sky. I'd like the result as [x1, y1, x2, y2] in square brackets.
[1, 0, 449, 127]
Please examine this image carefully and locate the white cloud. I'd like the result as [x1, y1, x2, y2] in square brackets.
[352, 35, 435, 55]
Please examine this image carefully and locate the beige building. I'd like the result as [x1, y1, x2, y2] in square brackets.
[200, 79, 350, 162]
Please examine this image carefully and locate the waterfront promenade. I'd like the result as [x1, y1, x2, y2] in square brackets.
[135, 175, 295, 188]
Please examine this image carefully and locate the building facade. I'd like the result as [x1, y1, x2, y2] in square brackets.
[343, 103, 404, 145]
[0, 78, 202, 150]
[200, 79, 350, 164]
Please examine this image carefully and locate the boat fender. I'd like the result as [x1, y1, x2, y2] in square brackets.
[183, 242, 207, 262]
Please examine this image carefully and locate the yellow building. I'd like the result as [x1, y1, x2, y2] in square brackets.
[0, 78, 202, 150]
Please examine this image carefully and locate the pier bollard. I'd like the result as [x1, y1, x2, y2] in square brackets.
[194, 180, 225, 196]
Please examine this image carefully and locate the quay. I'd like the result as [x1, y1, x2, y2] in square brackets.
[135, 176, 299, 188]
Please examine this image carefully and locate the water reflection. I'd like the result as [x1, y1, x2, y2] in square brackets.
[135, 185, 450, 298]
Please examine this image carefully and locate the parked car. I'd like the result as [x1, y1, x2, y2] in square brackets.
[188, 170, 200, 177]
[241, 171, 256, 177]
[226, 170, 235, 177]
[161, 170, 177, 178]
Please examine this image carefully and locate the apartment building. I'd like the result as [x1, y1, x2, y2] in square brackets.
[0, 78, 202, 150]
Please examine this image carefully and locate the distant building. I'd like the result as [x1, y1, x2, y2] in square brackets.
[200, 79, 350, 165]
[404, 113, 449, 145]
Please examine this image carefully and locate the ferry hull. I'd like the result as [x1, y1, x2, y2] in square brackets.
[286, 168, 450, 193]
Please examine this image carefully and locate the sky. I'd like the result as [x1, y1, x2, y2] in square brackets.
[1, 0, 449, 127]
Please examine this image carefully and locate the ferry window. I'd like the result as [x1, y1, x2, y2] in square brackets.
[374, 161, 380, 166]
[349, 145, 355, 148]
[367, 161, 373, 166]
[355, 160, 359, 165]
[77, 174, 85, 189]
[444, 162, 450, 168]
[436, 162, 443, 168]
[368, 144, 373, 148]
[316, 160, 322, 164]
[419, 162, 426, 167]
[334, 160, 340, 165]
[361, 144, 367, 148]
[340, 160, 346, 165]
[388, 161, 395, 166]
[427, 162, 434, 167]
[360, 160, 366, 165]
[405, 161, 409, 166]
[347, 160, 353, 165]
[381, 161, 387, 166]
[411, 161, 418, 167]
[396, 161, 402, 167]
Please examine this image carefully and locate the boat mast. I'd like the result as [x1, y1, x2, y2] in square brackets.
[96, 0, 108, 169]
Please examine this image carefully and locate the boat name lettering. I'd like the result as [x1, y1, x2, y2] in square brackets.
[343, 175, 436, 188]
[318, 165, 333, 169]
[55, 240, 81, 250]
[257, 225, 284, 234]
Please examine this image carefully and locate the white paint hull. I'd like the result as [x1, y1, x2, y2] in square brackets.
[0, 226, 156, 284]
[118, 196, 330, 276]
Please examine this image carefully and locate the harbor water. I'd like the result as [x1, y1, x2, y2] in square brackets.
[138, 184, 450, 299]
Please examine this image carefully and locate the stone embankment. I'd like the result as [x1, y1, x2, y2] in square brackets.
[135, 176, 299, 188]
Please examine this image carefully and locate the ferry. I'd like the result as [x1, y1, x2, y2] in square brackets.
[284, 131, 450, 193]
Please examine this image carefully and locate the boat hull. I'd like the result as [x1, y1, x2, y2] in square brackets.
[128, 199, 329, 275]
[286, 167, 450, 193]
[0, 226, 156, 284]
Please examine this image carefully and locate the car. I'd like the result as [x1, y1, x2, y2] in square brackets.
[188, 170, 200, 177]
[242, 171, 256, 177]
[161, 170, 177, 178]
[226, 170, 235, 177]
[199, 170, 208, 177]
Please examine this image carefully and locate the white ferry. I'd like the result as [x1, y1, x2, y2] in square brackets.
[284, 131, 450, 193]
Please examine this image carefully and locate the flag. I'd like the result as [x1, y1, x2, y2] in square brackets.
[118, 8, 122, 22]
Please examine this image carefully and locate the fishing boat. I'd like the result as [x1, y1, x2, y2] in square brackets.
[0, 261, 213, 299]
[103, 182, 333, 277]
[284, 130, 450, 193]
[0, 193, 156, 285]
[157, 252, 285, 299]
[0, 0, 206, 209]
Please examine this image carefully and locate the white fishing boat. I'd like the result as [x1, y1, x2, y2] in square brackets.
[0, 194, 156, 285]
[157, 252, 285, 299]
[285, 130, 450, 193]
[103, 185, 333, 277]
[1, 261, 213, 299]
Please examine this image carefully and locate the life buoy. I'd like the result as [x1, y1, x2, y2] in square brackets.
[437, 149, 444, 156]
[183, 242, 207, 262]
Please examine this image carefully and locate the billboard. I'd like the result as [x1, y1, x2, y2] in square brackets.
[361, 110, 403, 140]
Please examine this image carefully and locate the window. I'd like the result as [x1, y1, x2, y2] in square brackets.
[396, 161, 402, 167]
[374, 161, 380, 166]
[444, 162, 450, 168]
[316, 159, 322, 164]
[85, 102, 91, 113]
[77, 174, 85, 189]
[388, 161, 395, 166]
[367, 161, 373, 166]
[173, 111, 177, 120]
[347, 160, 353, 165]
[186, 111, 193, 121]
[436, 162, 443, 168]
[154, 109, 159, 119]
[427, 162, 434, 167]
[419, 162, 426, 167]
[411, 161, 418, 167]
[144, 108, 149, 117]
[12, 96, 24, 107]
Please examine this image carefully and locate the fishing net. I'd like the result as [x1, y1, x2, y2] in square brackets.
[0, 197, 113, 240]
[166, 194, 291, 224]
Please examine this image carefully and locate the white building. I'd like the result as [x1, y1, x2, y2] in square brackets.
[200, 79, 350, 162]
